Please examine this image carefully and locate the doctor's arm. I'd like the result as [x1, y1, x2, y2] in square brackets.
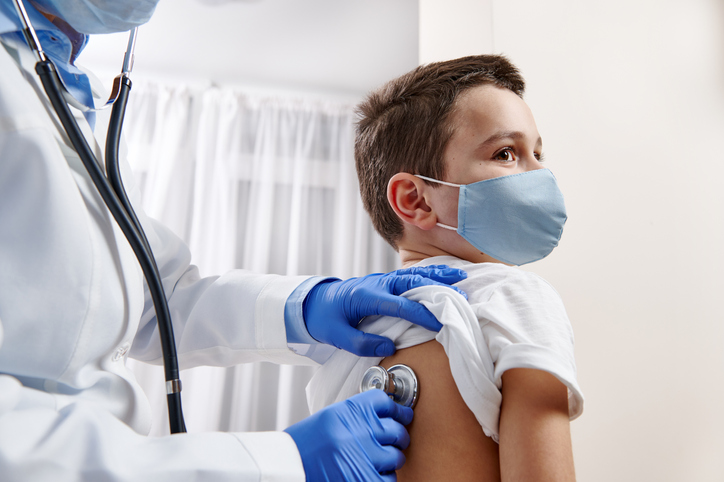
[130, 200, 467, 366]
[498, 368, 575, 481]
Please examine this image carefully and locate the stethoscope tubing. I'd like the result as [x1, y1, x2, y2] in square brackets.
[35, 59, 186, 434]
[105, 73, 186, 434]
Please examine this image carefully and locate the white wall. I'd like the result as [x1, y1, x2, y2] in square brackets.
[419, 0, 494, 63]
[422, 0, 724, 480]
[80, 0, 419, 97]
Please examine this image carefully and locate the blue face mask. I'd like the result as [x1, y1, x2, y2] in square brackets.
[416, 168, 567, 266]
[30, 0, 159, 34]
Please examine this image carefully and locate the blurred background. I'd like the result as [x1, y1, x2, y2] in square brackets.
[81, 1, 724, 480]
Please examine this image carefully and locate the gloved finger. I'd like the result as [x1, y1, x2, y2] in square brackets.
[375, 417, 411, 450]
[367, 294, 443, 332]
[363, 390, 414, 426]
[380, 473, 399, 482]
[388, 274, 468, 299]
[371, 445, 407, 473]
[393, 265, 467, 284]
[337, 324, 396, 357]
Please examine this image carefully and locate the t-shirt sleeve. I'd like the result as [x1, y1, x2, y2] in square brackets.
[475, 271, 584, 420]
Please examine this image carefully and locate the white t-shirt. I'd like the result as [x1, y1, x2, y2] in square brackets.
[307, 256, 584, 442]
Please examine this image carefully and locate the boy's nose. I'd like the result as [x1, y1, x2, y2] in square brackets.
[524, 155, 545, 172]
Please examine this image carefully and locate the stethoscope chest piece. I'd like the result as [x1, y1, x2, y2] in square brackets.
[360, 364, 419, 408]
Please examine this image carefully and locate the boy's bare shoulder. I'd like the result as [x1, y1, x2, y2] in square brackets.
[381, 340, 501, 482]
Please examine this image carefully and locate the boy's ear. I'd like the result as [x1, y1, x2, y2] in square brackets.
[387, 173, 438, 230]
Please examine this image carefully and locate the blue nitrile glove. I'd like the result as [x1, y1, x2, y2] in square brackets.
[284, 389, 413, 482]
[303, 265, 467, 357]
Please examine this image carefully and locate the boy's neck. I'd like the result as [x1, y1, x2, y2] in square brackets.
[399, 250, 430, 269]
[398, 246, 454, 268]
[397, 238, 506, 268]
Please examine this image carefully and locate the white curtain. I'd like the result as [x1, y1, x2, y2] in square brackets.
[123, 82, 399, 436]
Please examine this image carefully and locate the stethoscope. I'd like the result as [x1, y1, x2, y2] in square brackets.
[360, 364, 419, 408]
[10, 0, 186, 434]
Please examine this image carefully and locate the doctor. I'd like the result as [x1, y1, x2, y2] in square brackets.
[0, 1, 467, 480]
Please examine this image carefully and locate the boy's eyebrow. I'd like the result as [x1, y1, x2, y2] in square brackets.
[475, 131, 543, 151]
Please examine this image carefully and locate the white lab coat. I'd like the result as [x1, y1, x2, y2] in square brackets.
[0, 35, 312, 481]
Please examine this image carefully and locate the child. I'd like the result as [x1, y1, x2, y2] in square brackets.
[307, 55, 584, 481]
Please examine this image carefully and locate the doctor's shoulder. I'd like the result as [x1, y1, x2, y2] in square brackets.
[0, 41, 49, 130]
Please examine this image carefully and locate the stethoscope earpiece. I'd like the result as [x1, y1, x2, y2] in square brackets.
[360, 364, 419, 408]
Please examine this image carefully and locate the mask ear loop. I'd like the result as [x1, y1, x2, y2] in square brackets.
[414, 175, 461, 231]
[436, 222, 458, 231]
[414, 174, 462, 188]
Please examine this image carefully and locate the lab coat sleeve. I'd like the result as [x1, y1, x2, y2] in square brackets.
[112, 131, 320, 368]
[128, 207, 319, 369]
[0, 373, 305, 482]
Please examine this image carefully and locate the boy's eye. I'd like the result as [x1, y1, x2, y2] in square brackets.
[493, 148, 516, 162]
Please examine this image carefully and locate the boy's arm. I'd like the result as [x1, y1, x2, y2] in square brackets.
[499, 368, 575, 482]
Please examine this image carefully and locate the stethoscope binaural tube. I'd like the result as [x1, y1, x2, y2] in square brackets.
[11, 0, 186, 434]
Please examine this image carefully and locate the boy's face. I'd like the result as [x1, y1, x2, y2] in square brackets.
[427, 84, 545, 264]
[444, 84, 544, 184]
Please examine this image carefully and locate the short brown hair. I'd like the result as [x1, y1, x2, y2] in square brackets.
[355, 55, 525, 249]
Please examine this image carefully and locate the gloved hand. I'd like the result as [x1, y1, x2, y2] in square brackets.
[304, 265, 467, 357]
[284, 389, 413, 482]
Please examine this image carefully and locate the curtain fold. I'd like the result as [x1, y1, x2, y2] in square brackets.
[123, 82, 399, 435]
